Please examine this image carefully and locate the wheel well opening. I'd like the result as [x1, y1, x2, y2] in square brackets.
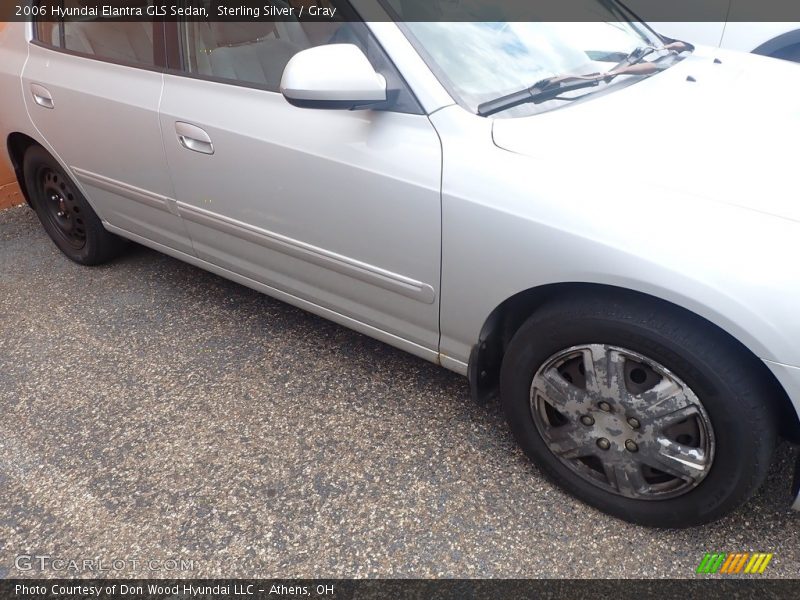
[6, 132, 40, 206]
[471, 283, 800, 442]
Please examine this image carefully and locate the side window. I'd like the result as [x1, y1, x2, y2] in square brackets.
[34, 0, 158, 68]
[178, 0, 422, 113]
[35, 19, 61, 47]
[180, 0, 342, 92]
[33, 0, 62, 46]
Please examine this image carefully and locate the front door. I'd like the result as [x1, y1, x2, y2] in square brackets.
[158, 15, 442, 354]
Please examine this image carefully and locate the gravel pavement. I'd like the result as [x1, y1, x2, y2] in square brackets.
[1, 205, 798, 579]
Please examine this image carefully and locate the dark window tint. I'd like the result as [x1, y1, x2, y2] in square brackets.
[35, 0, 157, 67]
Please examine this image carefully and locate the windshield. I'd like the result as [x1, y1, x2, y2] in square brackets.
[394, 2, 670, 117]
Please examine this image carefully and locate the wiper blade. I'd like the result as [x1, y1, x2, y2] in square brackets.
[477, 62, 662, 117]
[478, 77, 601, 117]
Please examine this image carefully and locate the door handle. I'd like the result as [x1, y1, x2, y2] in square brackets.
[31, 84, 54, 109]
[175, 122, 214, 155]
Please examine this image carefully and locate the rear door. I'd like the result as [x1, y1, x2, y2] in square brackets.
[22, 1, 193, 255]
[158, 9, 442, 355]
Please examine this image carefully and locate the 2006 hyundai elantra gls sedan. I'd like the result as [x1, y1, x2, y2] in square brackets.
[2, 0, 799, 527]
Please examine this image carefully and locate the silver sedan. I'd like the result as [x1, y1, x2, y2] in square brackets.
[1, 0, 799, 526]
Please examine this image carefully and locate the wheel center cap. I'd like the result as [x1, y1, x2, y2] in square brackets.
[593, 411, 631, 448]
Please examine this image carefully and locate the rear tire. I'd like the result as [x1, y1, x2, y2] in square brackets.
[23, 146, 126, 265]
[499, 294, 777, 527]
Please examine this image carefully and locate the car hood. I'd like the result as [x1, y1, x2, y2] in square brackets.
[492, 47, 800, 223]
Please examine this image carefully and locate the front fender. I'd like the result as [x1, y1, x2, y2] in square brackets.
[432, 108, 800, 389]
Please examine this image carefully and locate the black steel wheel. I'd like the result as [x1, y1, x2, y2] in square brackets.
[23, 146, 126, 265]
[38, 166, 87, 251]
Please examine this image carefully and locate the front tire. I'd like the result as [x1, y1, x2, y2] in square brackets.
[499, 294, 777, 527]
[24, 146, 126, 265]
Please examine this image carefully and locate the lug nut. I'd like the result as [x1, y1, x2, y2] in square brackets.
[625, 440, 639, 453]
[596, 438, 611, 450]
[598, 401, 612, 412]
[627, 417, 641, 429]
[580, 415, 595, 426]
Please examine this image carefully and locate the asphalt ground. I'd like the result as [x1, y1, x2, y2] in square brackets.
[1, 204, 799, 579]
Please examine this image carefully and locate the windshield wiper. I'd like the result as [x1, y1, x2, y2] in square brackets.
[477, 62, 662, 117]
[615, 41, 691, 68]
[617, 45, 658, 67]
[477, 41, 693, 117]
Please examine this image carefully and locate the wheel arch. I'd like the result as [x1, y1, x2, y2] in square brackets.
[468, 282, 800, 442]
[6, 131, 40, 207]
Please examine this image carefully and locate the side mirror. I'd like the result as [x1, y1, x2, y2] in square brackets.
[280, 44, 387, 110]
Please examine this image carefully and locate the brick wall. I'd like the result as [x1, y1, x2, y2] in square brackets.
[0, 162, 12, 185]
[0, 164, 21, 210]
[1, 150, 22, 210]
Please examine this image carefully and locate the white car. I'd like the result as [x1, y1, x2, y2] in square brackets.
[652, 21, 800, 61]
[625, 0, 800, 60]
[1, 0, 799, 527]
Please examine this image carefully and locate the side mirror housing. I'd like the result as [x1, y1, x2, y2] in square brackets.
[280, 44, 387, 110]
